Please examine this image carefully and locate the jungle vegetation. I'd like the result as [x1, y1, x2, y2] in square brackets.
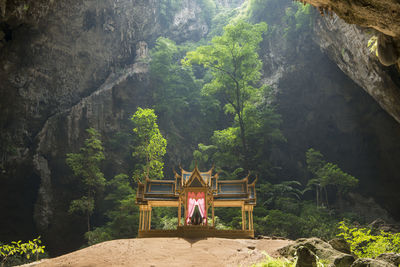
[59, 0, 370, 247]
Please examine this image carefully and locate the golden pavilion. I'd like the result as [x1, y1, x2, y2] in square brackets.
[136, 166, 257, 238]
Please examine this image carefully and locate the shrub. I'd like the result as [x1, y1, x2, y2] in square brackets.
[254, 202, 338, 240]
[252, 252, 328, 267]
[0, 237, 46, 267]
[337, 221, 400, 258]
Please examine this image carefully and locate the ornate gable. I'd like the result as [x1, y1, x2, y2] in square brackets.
[185, 166, 207, 188]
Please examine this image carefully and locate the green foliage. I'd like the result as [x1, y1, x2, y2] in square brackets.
[306, 148, 324, 174]
[158, 0, 182, 26]
[212, 216, 233, 230]
[206, 127, 242, 172]
[317, 162, 358, 193]
[247, 0, 314, 44]
[84, 228, 112, 246]
[69, 196, 95, 214]
[367, 36, 378, 57]
[258, 181, 302, 209]
[183, 20, 267, 116]
[252, 252, 295, 267]
[338, 221, 400, 258]
[294, 3, 313, 31]
[193, 128, 241, 174]
[254, 202, 338, 240]
[247, 0, 285, 24]
[198, 0, 217, 25]
[306, 148, 358, 208]
[252, 252, 329, 267]
[214, 207, 242, 229]
[149, 37, 217, 158]
[131, 108, 167, 181]
[281, 3, 313, 40]
[85, 173, 139, 245]
[66, 128, 106, 188]
[0, 237, 45, 267]
[107, 131, 131, 152]
[66, 128, 106, 233]
[151, 207, 178, 230]
[183, 19, 269, 168]
[208, 7, 240, 37]
[160, 216, 178, 230]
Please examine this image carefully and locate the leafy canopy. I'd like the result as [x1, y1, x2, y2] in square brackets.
[131, 108, 167, 181]
[183, 19, 268, 166]
[66, 128, 106, 188]
[306, 148, 358, 192]
[306, 148, 358, 208]
[182, 19, 267, 119]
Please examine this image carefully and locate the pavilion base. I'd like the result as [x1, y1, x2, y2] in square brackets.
[138, 226, 254, 238]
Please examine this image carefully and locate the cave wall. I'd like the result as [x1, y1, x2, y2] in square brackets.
[0, 0, 160, 254]
[258, 4, 400, 221]
[312, 15, 400, 219]
[314, 15, 400, 125]
[1, 0, 400, 255]
[0, 0, 211, 255]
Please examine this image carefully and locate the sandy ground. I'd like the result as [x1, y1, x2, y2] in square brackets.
[21, 237, 292, 267]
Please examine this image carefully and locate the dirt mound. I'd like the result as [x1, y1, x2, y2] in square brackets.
[22, 237, 292, 267]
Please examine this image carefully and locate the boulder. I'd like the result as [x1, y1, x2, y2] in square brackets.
[278, 237, 355, 265]
[369, 219, 400, 233]
[328, 238, 351, 254]
[351, 258, 395, 267]
[376, 253, 400, 266]
[334, 254, 356, 267]
[296, 246, 318, 267]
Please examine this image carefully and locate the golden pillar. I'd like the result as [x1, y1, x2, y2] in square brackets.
[241, 204, 246, 230]
[178, 198, 182, 227]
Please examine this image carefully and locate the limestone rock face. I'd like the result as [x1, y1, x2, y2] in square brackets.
[296, 0, 400, 38]
[313, 15, 400, 124]
[0, 0, 160, 254]
[169, 0, 209, 43]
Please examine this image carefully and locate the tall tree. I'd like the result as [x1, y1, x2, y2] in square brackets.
[182, 20, 268, 167]
[131, 108, 167, 181]
[66, 128, 106, 233]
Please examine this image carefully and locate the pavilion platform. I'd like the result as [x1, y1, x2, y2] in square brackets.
[138, 226, 254, 238]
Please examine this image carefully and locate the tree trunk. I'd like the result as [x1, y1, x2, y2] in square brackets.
[324, 186, 329, 208]
[87, 188, 91, 233]
[237, 112, 249, 169]
[337, 188, 344, 211]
